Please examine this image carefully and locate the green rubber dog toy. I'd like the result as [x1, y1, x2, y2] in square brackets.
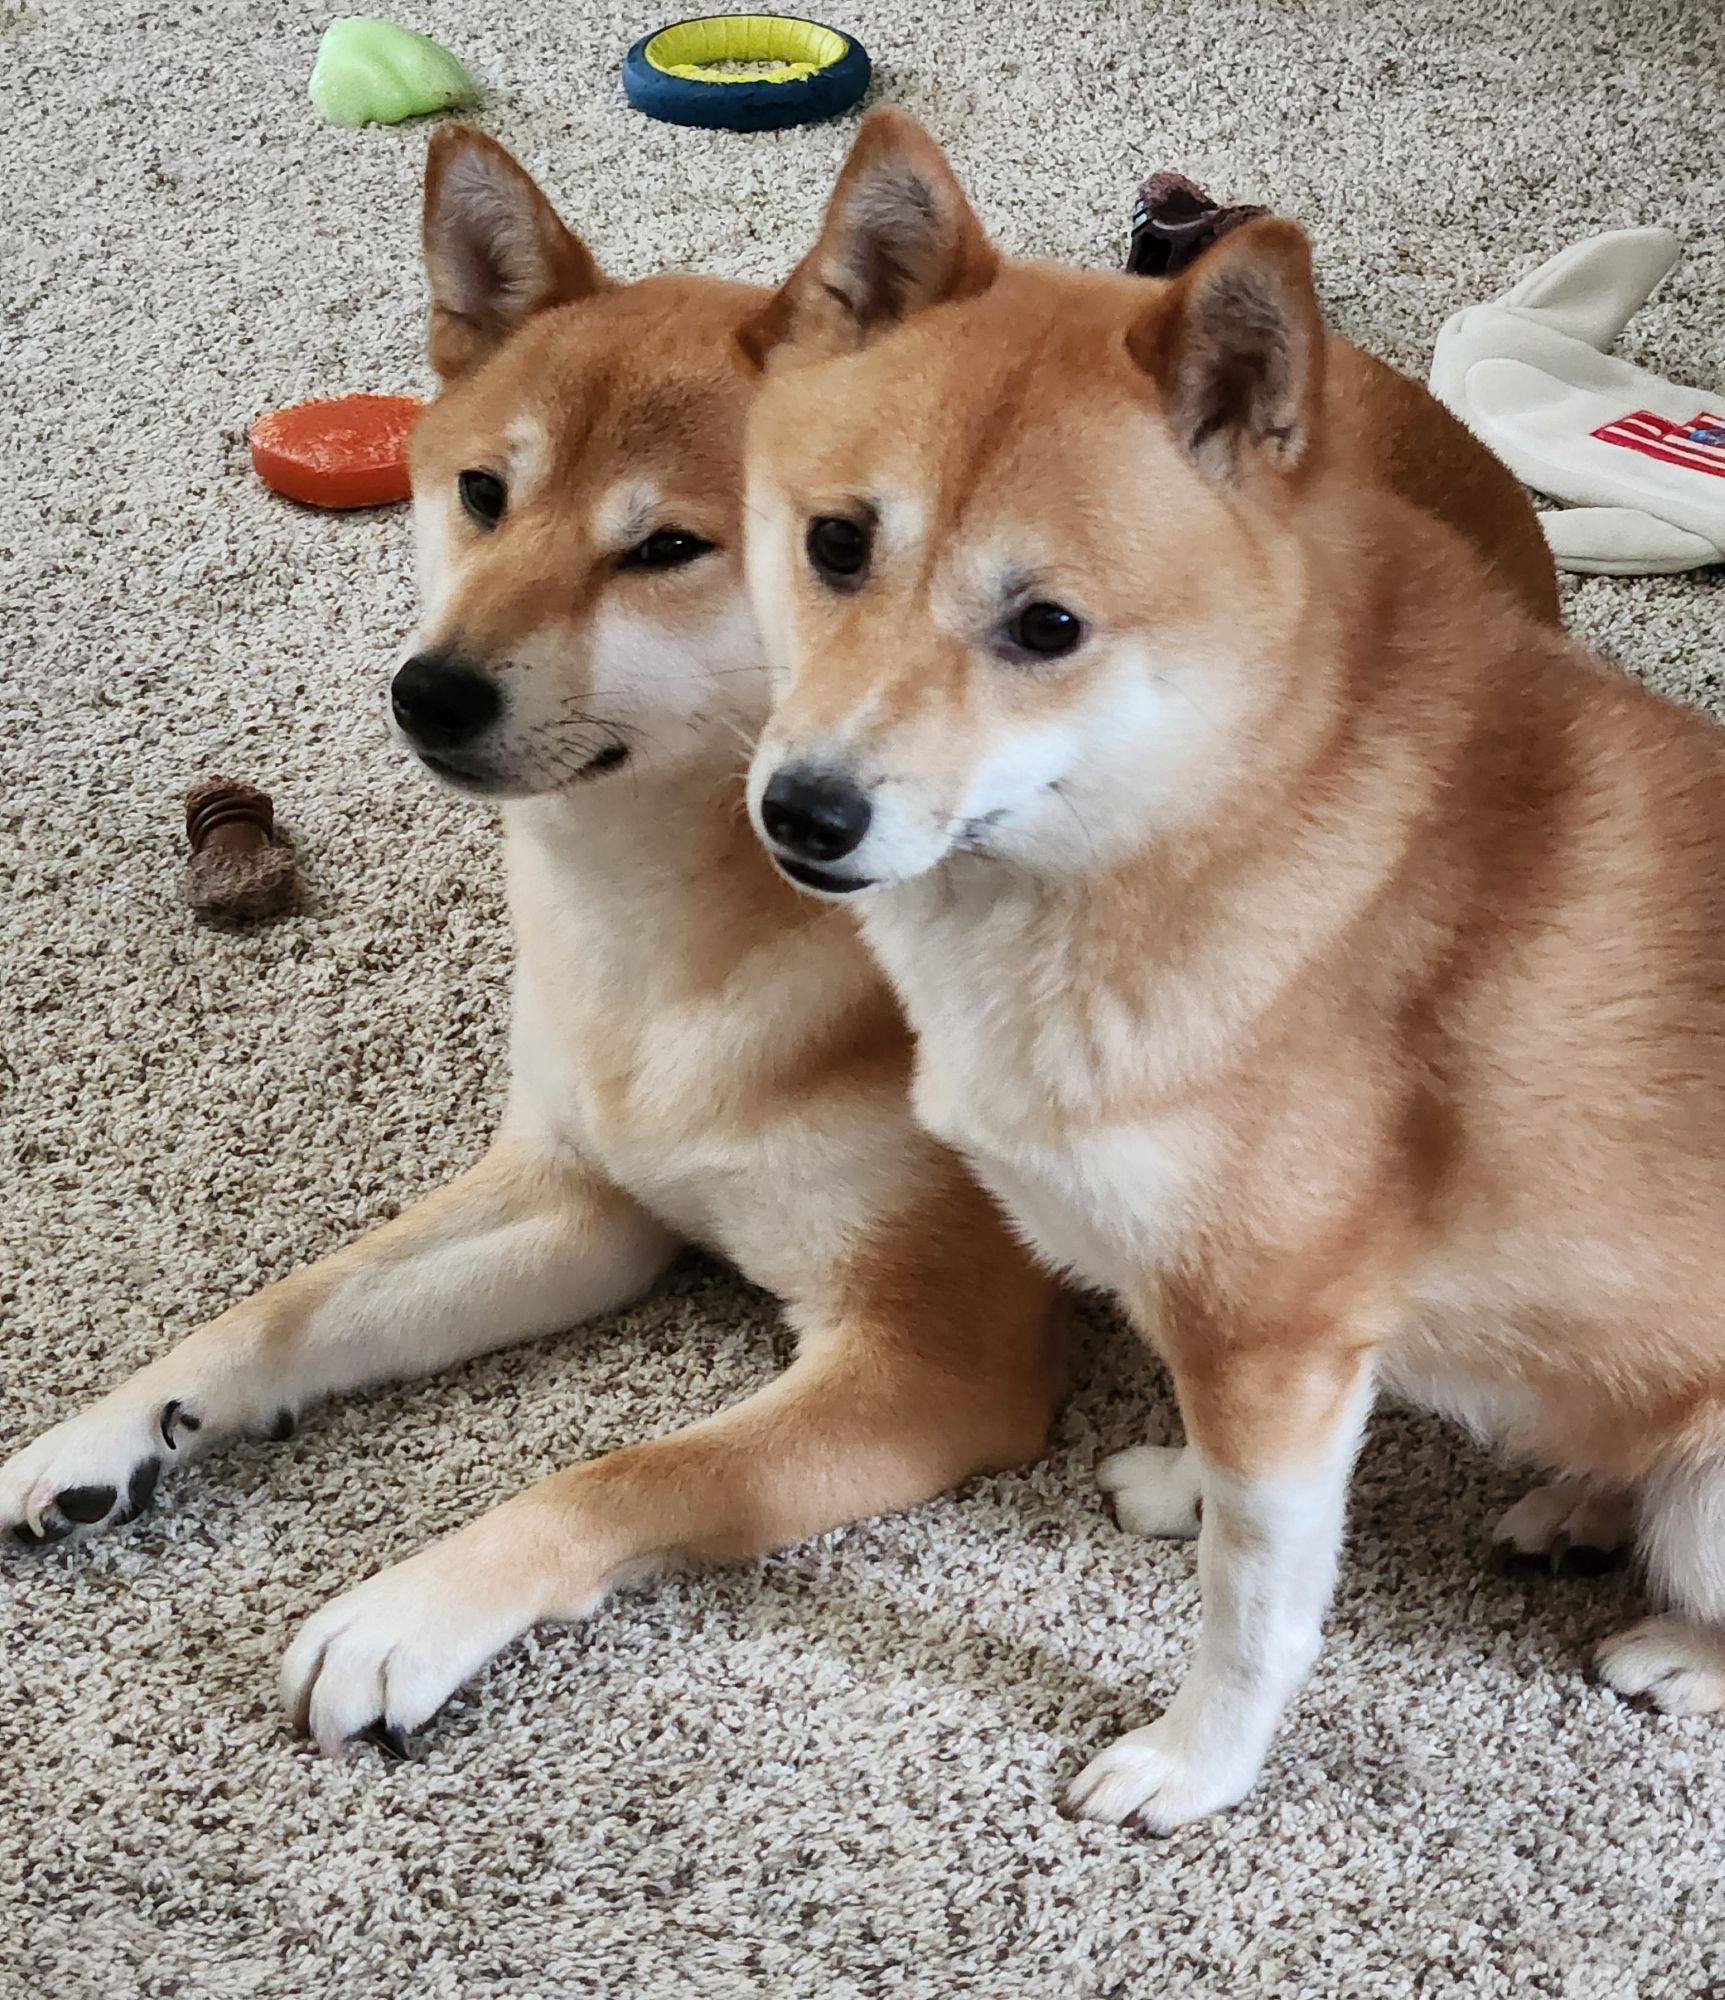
[309, 18, 478, 128]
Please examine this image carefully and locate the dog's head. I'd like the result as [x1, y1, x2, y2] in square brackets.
[742, 112, 1330, 897]
[396, 129, 766, 798]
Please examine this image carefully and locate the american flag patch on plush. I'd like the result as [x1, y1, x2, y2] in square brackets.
[1591, 408, 1725, 479]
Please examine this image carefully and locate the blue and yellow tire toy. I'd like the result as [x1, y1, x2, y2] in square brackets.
[622, 15, 871, 132]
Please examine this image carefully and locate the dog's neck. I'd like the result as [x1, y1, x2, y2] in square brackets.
[501, 741, 844, 1008]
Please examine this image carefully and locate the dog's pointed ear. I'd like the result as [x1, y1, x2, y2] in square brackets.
[1126, 218, 1326, 483]
[422, 127, 608, 380]
[738, 109, 997, 370]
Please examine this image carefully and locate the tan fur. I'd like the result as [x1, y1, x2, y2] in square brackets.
[746, 113, 1720, 1827]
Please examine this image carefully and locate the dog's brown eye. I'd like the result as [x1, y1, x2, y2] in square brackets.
[1007, 602, 1083, 659]
[806, 515, 871, 588]
[620, 528, 716, 570]
[459, 470, 506, 529]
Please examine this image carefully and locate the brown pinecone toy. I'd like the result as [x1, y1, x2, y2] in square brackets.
[184, 776, 298, 921]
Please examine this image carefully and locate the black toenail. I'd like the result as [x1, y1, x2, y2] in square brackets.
[267, 1410, 296, 1443]
[13, 1517, 72, 1549]
[113, 1455, 162, 1525]
[359, 1719, 410, 1761]
[54, 1485, 117, 1524]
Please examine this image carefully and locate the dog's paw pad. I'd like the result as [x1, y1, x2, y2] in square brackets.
[1550, 1536, 1624, 1578]
[113, 1456, 162, 1526]
[357, 1718, 412, 1761]
[53, 1484, 119, 1525]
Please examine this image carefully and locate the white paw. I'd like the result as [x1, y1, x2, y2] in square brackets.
[1493, 1479, 1632, 1574]
[0, 1398, 180, 1545]
[1594, 1616, 1725, 1716]
[1096, 1444, 1201, 1540]
[281, 1535, 538, 1755]
[1060, 1716, 1261, 1832]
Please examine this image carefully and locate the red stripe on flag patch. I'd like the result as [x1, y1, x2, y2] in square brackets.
[1591, 408, 1725, 479]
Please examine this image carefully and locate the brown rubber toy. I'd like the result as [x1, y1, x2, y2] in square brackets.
[184, 776, 298, 921]
[1127, 171, 1271, 279]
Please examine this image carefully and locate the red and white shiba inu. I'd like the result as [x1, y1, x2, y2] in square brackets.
[0, 129, 1063, 1751]
[746, 111, 1721, 1830]
[2, 122, 1556, 1777]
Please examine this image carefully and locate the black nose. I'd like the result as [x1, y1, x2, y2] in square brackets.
[760, 766, 872, 863]
[390, 654, 502, 750]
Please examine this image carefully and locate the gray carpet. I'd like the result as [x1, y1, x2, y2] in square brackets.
[3, 1, 1723, 1993]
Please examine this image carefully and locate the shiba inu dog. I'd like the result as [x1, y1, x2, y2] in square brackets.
[0, 129, 1064, 1752]
[745, 111, 1720, 1831]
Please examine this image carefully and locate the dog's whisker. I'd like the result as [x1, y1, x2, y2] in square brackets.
[1047, 780, 1100, 863]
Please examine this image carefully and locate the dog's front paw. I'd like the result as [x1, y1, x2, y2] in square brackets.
[1096, 1444, 1201, 1539]
[1059, 1716, 1260, 1833]
[281, 1529, 541, 1755]
[0, 1397, 191, 1548]
[1594, 1616, 1725, 1716]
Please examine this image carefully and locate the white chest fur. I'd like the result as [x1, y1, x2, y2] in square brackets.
[862, 873, 1205, 1298]
[497, 782, 918, 1279]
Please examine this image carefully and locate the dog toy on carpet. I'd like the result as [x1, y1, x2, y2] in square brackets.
[249, 394, 423, 509]
[1127, 171, 1269, 279]
[309, 19, 478, 127]
[1431, 229, 1723, 575]
[184, 778, 298, 921]
[622, 15, 870, 130]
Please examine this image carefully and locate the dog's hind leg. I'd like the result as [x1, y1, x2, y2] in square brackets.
[1, 1136, 678, 1548]
[1594, 1455, 1725, 1714]
[1491, 1476, 1634, 1575]
[279, 1284, 1063, 1754]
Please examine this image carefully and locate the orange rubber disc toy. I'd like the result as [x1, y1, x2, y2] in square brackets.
[248, 394, 424, 509]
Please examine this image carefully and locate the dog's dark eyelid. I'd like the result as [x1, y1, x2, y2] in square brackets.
[619, 528, 717, 570]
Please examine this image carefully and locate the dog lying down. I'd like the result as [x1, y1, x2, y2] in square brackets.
[745, 110, 1725, 1830]
[4, 124, 1565, 1798]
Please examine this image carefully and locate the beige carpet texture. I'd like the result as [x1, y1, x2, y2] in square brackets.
[4, 1, 1723, 1994]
